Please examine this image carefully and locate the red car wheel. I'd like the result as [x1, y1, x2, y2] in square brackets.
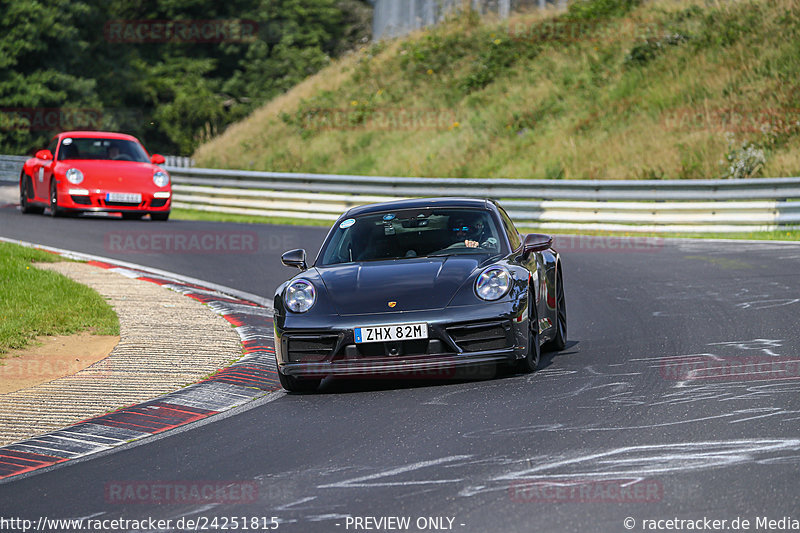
[19, 174, 43, 215]
[49, 180, 64, 217]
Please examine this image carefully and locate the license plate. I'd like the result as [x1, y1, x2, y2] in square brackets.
[354, 323, 428, 344]
[106, 192, 141, 203]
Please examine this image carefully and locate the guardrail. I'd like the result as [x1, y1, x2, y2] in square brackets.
[164, 155, 194, 168]
[164, 166, 800, 233]
[0, 155, 27, 184]
[3, 154, 798, 232]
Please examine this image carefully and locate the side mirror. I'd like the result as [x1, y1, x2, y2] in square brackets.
[522, 233, 553, 258]
[151, 154, 166, 164]
[282, 249, 307, 270]
[35, 149, 53, 161]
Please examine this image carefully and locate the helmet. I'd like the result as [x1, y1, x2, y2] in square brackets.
[449, 214, 481, 240]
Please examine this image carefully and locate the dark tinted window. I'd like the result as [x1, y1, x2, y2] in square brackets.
[498, 205, 521, 250]
[58, 137, 149, 162]
[46, 137, 58, 156]
[320, 208, 505, 266]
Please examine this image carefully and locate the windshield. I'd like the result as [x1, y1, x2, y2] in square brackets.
[319, 208, 504, 266]
[57, 137, 150, 162]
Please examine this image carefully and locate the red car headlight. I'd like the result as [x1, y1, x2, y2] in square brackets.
[153, 170, 170, 188]
[66, 168, 84, 185]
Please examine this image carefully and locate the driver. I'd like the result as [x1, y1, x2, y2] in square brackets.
[449, 216, 481, 248]
[107, 145, 120, 160]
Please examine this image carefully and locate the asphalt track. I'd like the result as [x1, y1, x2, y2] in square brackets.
[2, 202, 800, 533]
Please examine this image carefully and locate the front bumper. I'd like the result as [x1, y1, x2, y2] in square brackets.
[59, 188, 171, 212]
[275, 302, 529, 379]
[280, 350, 515, 379]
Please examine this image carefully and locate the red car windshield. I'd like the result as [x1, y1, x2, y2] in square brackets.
[57, 137, 149, 163]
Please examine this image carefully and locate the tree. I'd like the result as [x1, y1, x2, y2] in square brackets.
[0, 0, 373, 155]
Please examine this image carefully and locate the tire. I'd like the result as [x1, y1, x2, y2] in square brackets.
[543, 266, 567, 352]
[49, 180, 64, 217]
[121, 212, 144, 220]
[150, 211, 170, 221]
[278, 369, 321, 393]
[19, 174, 43, 215]
[516, 302, 541, 373]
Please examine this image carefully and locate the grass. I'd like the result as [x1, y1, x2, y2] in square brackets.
[172, 207, 332, 227]
[0, 242, 119, 356]
[194, 0, 800, 180]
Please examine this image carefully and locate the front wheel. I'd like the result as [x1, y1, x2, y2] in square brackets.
[543, 266, 567, 352]
[150, 211, 169, 221]
[516, 310, 541, 374]
[49, 180, 64, 217]
[278, 370, 321, 393]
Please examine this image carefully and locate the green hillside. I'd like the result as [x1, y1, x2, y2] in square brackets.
[195, 0, 800, 180]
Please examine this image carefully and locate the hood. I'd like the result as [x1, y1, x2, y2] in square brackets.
[318, 256, 483, 315]
[59, 161, 158, 189]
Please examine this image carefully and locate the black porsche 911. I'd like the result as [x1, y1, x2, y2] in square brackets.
[273, 197, 566, 392]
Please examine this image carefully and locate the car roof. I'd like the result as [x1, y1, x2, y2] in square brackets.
[57, 131, 141, 142]
[344, 197, 491, 218]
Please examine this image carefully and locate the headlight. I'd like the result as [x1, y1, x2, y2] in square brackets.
[66, 168, 84, 185]
[475, 266, 511, 301]
[285, 279, 316, 313]
[153, 170, 170, 187]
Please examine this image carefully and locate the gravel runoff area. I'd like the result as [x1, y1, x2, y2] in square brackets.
[0, 261, 244, 446]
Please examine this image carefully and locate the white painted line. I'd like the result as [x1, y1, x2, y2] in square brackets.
[318, 455, 473, 489]
[164, 382, 266, 411]
[108, 267, 145, 279]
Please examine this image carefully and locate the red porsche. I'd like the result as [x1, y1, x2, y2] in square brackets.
[19, 131, 172, 220]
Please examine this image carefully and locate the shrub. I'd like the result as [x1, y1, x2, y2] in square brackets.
[720, 133, 767, 179]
